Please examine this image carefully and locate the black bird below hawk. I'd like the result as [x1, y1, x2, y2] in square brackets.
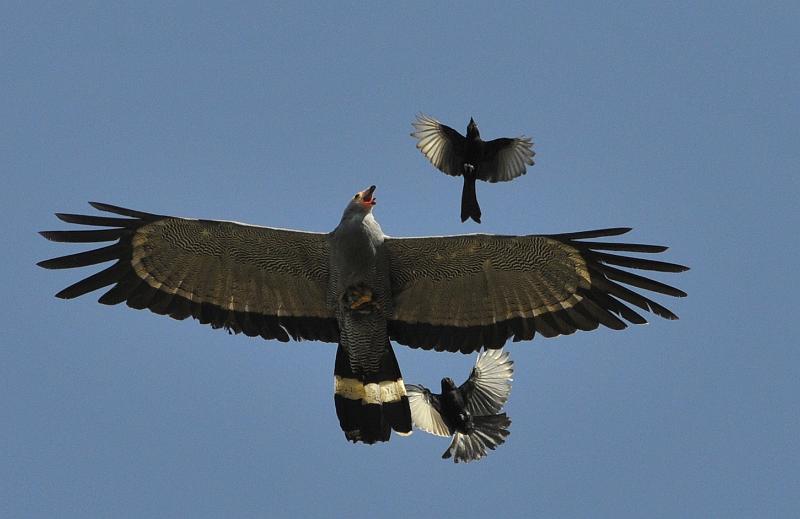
[407, 348, 514, 463]
[411, 114, 535, 223]
[38, 185, 687, 445]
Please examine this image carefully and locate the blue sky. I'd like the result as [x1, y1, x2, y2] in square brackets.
[3, 2, 798, 517]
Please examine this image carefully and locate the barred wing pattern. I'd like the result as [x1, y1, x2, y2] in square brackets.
[386, 228, 688, 353]
[39, 203, 339, 342]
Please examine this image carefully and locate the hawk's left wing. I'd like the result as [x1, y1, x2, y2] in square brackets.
[386, 228, 688, 353]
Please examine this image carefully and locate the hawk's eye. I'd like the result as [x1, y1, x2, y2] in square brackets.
[353, 194, 360, 200]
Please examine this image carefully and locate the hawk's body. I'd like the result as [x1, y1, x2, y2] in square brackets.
[328, 187, 411, 442]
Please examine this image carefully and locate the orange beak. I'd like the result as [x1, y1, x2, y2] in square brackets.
[359, 185, 377, 206]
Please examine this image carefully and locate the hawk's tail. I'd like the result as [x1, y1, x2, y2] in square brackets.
[333, 344, 412, 444]
[443, 413, 511, 463]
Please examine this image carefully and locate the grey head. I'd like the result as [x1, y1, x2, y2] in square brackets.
[340, 185, 377, 221]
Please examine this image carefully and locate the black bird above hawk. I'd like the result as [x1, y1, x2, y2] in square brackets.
[407, 348, 514, 463]
[38, 186, 687, 445]
[411, 114, 535, 223]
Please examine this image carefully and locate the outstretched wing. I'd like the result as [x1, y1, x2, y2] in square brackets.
[459, 349, 514, 416]
[410, 113, 466, 177]
[39, 203, 339, 342]
[385, 228, 688, 353]
[478, 136, 535, 183]
[406, 384, 450, 437]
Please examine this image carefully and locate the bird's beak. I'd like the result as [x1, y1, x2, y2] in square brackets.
[360, 185, 377, 206]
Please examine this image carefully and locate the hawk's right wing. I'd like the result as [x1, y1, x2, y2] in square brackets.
[39, 203, 339, 342]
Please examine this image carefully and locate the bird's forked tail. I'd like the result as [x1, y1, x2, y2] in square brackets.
[443, 413, 511, 462]
[460, 169, 482, 223]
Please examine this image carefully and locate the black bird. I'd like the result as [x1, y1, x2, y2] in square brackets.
[407, 349, 514, 462]
[411, 114, 535, 223]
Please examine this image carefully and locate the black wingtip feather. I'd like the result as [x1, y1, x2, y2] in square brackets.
[590, 251, 689, 273]
[551, 227, 632, 240]
[55, 213, 139, 228]
[572, 241, 669, 253]
[590, 290, 648, 325]
[37, 243, 129, 269]
[39, 229, 126, 243]
[575, 295, 627, 330]
[88, 202, 161, 220]
[54, 261, 128, 299]
[592, 263, 687, 298]
[595, 276, 680, 320]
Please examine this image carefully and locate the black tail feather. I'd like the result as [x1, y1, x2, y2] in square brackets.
[460, 174, 481, 224]
[333, 345, 411, 444]
[443, 413, 511, 463]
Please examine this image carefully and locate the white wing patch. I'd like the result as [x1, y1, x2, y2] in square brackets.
[465, 348, 514, 416]
[484, 137, 535, 183]
[410, 114, 461, 176]
[406, 384, 451, 437]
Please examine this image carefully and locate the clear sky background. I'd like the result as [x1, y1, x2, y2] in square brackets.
[3, 2, 798, 517]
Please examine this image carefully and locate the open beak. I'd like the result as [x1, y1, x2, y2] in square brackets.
[360, 185, 377, 206]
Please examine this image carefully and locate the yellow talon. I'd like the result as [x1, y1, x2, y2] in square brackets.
[349, 293, 373, 309]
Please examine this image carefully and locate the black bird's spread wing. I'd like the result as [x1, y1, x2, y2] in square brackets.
[385, 228, 688, 353]
[39, 203, 339, 342]
[478, 136, 535, 183]
[406, 384, 451, 437]
[459, 349, 514, 416]
[410, 113, 466, 177]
